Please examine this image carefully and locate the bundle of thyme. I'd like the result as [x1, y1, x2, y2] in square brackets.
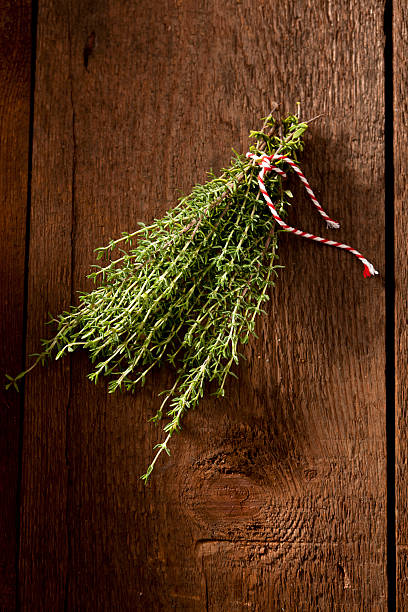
[8, 111, 309, 480]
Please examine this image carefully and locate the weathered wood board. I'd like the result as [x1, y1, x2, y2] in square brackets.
[395, 0, 408, 609]
[0, 1, 31, 609]
[15, 1, 387, 609]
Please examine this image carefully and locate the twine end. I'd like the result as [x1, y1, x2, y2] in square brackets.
[363, 263, 379, 278]
[326, 220, 340, 230]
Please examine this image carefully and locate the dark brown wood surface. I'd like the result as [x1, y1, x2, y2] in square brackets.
[0, 1, 31, 609]
[1, 0, 389, 610]
[395, 0, 407, 608]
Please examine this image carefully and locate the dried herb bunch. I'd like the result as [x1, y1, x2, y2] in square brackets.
[8, 111, 308, 480]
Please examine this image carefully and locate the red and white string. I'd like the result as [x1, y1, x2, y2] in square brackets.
[246, 152, 378, 278]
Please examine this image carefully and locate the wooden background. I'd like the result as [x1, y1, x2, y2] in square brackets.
[1, 0, 403, 609]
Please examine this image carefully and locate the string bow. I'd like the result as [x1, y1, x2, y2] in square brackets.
[246, 152, 378, 278]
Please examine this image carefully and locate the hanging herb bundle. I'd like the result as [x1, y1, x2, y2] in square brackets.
[7, 110, 377, 481]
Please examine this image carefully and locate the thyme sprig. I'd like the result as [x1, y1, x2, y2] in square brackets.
[7, 111, 308, 481]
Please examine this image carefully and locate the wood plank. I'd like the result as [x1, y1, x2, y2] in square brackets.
[395, 1, 408, 607]
[18, 2, 74, 608]
[0, 1, 31, 609]
[21, 0, 386, 609]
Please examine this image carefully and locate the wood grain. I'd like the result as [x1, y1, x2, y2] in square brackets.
[20, 1, 386, 609]
[395, 1, 408, 608]
[0, 1, 31, 609]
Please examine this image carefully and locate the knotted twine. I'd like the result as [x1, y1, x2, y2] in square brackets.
[246, 152, 378, 278]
